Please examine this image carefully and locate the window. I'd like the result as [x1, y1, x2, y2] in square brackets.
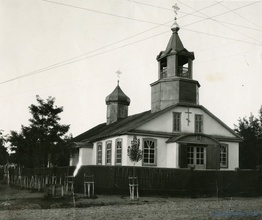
[220, 144, 228, 168]
[173, 112, 181, 132]
[195, 114, 203, 133]
[143, 138, 157, 166]
[187, 146, 194, 165]
[115, 139, 122, 165]
[187, 146, 206, 169]
[160, 58, 167, 79]
[97, 142, 102, 165]
[106, 141, 112, 165]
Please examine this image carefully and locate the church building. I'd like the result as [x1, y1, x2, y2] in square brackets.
[71, 10, 241, 170]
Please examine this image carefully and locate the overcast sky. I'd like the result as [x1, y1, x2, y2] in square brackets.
[1, 0, 262, 137]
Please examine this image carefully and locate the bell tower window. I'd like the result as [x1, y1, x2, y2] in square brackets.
[160, 58, 167, 79]
[177, 56, 191, 78]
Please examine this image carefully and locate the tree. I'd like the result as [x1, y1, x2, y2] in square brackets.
[9, 95, 73, 168]
[127, 136, 143, 200]
[127, 136, 143, 176]
[0, 130, 8, 165]
[235, 107, 262, 169]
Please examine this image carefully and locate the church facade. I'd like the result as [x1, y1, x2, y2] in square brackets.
[71, 16, 241, 170]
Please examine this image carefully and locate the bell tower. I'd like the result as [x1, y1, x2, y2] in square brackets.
[151, 4, 200, 113]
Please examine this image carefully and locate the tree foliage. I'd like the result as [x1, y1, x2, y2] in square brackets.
[128, 136, 143, 163]
[127, 136, 143, 178]
[0, 130, 8, 165]
[9, 96, 73, 168]
[234, 106, 262, 169]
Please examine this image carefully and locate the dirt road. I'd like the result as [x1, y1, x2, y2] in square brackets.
[0, 183, 262, 219]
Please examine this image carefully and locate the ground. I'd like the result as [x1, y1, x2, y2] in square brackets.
[0, 182, 262, 219]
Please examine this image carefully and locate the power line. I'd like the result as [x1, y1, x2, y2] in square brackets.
[0, 30, 170, 85]
[178, 0, 262, 44]
[2, 24, 261, 86]
[42, 0, 161, 26]
[126, 0, 172, 11]
[0, 19, 173, 85]
[216, 1, 262, 30]
[1, 1, 261, 86]
[127, 0, 262, 33]
[183, 27, 262, 46]
[182, 1, 261, 29]
[0, 0, 224, 85]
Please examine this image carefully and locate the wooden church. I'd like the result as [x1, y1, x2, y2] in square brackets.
[71, 10, 241, 170]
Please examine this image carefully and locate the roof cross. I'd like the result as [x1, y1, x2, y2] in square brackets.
[185, 108, 192, 126]
[116, 70, 122, 78]
[172, 3, 180, 18]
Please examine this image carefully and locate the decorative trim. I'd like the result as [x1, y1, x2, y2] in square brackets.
[115, 138, 122, 165]
[96, 142, 103, 165]
[105, 140, 112, 165]
[142, 138, 157, 166]
[220, 143, 229, 168]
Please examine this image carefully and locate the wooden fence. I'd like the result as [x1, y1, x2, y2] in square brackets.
[4, 165, 262, 197]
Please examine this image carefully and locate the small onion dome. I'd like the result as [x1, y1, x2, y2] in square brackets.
[171, 19, 180, 33]
[105, 85, 130, 106]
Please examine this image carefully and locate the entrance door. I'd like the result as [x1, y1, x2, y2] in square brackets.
[187, 146, 206, 169]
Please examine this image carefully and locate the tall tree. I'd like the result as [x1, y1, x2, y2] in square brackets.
[9, 96, 73, 168]
[0, 130, 8, 165]
[235, 107, 262, 169]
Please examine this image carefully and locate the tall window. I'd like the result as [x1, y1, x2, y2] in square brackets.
[187, 146, 206, 169]
[115, 139, 122, 165]
[220, 144, 228, 168]
[106, 141, 112, 165]
[97, 142, 102, 165]
[195, 114, 203, 133]
[173, 112, 181, 132]
[143, 138, 157, 166]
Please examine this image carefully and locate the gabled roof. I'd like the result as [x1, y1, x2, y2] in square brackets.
[73, 105, 177, 143]
[73, 103, 242, 144]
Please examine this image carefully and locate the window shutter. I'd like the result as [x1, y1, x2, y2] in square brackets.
[179, 144, 188, 168]
[206, 145, 220, 169]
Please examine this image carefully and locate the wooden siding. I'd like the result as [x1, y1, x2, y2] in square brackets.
[8, 166, 262, 197]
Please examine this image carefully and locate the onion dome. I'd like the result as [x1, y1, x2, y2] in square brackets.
[105, 83, 130, 106]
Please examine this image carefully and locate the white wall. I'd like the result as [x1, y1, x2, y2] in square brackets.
[80, 148, 93, 165]
[93, 136, 128, 166]
[221, 142, 239, 170]
[92, 135, 169, 168]
[166, 142, 179, 168]
[137, 106, 235, 137]
[81, 134, 239, 170]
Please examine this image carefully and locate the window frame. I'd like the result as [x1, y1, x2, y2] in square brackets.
[220, 143, 228, 168]
[173, 112, 181, 132]
[105, 140, 112, 165]
[187, 145, 206, 169]
[142, 138, 157, 166]
[96, 142, 103, 165]
[195, 114, 203, 133]
[115, 138, 122, 165]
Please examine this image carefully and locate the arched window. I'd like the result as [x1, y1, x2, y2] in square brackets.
[97, 142, 102, 165]
[106, 141, 112, 165]
[115, 138, 122, 165]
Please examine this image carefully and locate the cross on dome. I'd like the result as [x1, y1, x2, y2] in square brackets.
[171, 3, 180, 32]
[172, 3, 180, 19]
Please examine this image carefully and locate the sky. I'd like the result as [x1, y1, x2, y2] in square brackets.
[1, 0, 262, 138]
